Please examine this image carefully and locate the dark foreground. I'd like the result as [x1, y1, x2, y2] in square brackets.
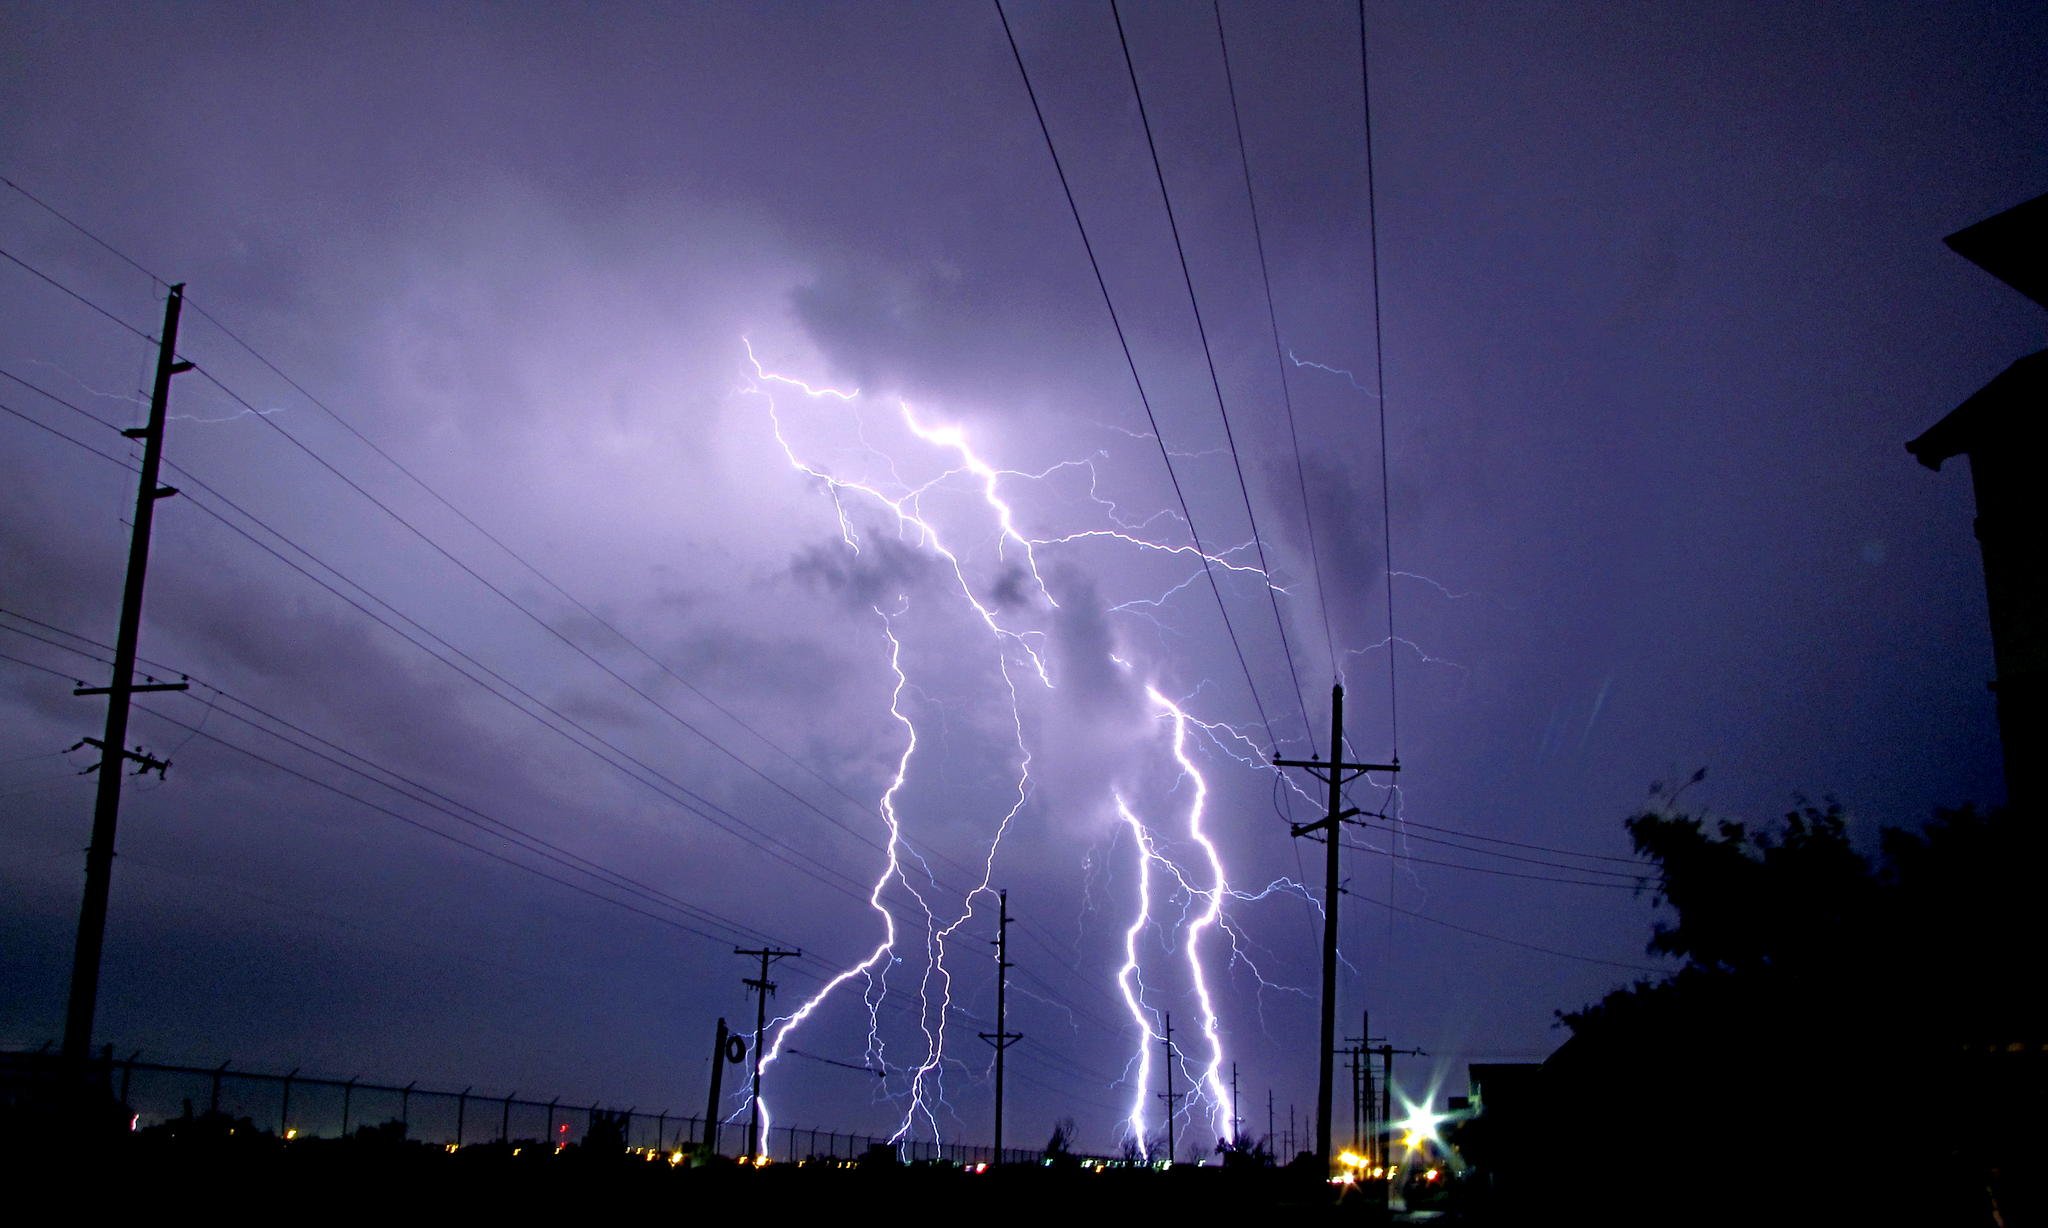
[21, 1137, 1403, 1219]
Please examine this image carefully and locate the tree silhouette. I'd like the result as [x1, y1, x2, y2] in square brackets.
[1527, 796, 2043, 1226]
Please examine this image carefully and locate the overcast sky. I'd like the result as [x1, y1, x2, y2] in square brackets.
[2, 0, 2041, 1157]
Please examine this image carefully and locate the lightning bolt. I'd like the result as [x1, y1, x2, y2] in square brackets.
[739, 342, 1310, 1157]
[753, 609, 921, 1157]
[1111, 795, 1158, 1157]
[1148, 686, 1233, 1143]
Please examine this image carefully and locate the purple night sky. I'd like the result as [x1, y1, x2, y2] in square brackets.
[2, 1, 2040, 1155]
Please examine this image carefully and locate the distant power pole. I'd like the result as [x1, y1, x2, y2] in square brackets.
[1156, 1013, 1179, 1163]
[734, 946, 798, 1159]
[1345, 1009, 1382, 1163]
[977, 890, 1022, 1164]
[1229, 1061, 1241, 1149]
[1267, 1088, 1275, 1160]
[1380, 1042, 1425, 1147]
[1345, 1043, 1361, 1155]
[1276, 682, 1398, 1171]
[62, 283, 193, 1068]
[704, 1017, 732, 1155]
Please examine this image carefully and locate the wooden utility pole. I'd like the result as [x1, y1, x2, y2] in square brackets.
[1381, 1043, 1425, 1137]
[62, 283, 192, 1068]
[1229, 1060, 1241, 1149]
[1275, 683, 1398, 1171]
[704, 1017, 732, 1155]
[735, 946, 798, 1159]
[1156, 1013, 1179, 1163]
[1346, 1009, 1383, 1165]
[1346, 1044, 1361, 1155]
[977, 889, 1022, 1164]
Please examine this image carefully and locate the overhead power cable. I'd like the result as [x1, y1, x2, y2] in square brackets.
[1110, 0, 1313, 743]
[1212, 0, 1340, 681]
[1341, 831, 1646, 890]
[0, 178, 1252, 1063]
[1346, 889, 1664, 974]
[1356, 0, 1400, 757]
[992, 0, 1282, 752]
[1388, 816, 1644, 866]
[1367, 825, 1650, 881]
[0, 246, 153, 342]
[0, 400, 889, 907]
[6, 357, 1132, 1046]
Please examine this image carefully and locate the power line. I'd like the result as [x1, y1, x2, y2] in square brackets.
[3, 356, 960, 895]
[0, 615, 792, 949]
[0, 246, 154, 343]
[1347, 888, 1664, 974]
[0, 174, 165, 286]
[0, 398, 136, 471]
[4, 377, 1135, 1049]
[992, 0, 1282, 752]
[1110, 0, 1313, 743]
[1362, 823, 1649, 881]
[1341, 831, 1646, 890]
[0, 180, 1263, 1071]
[0, 403, 892, 910]
[1, 240, 911, 898]
[1387, 816, 1645, 867]
[1212, 0, 1339, 681]
[130, 703, 786, 953]
[1356, 0, 1400, 757]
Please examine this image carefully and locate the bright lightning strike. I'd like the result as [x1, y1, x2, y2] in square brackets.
[738, 342, 1311, 1157]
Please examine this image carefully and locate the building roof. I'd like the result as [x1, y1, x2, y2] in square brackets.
[1945, 192, 2048, 310]
[1906, 348, 2048, 471]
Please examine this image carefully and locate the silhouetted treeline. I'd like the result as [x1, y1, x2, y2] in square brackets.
[1459, 796, 2043, 1226]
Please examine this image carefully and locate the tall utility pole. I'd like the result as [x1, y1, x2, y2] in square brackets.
[1276, 683, 1399, 1171]
[1346, 1010, 1382, 1165]
[1345, 1044, 1361, 1155]
[62, 283, 192, 1068]
[1267, 1088, 1275, 1160]
[734, 946, 797, 1159]
[1229, 1061, 1241, 1149]
[1156, 1013, 1179, 1163]
[1381, 1043, 1424, 1139]
[704, 1017, 732, 1155]
[977, 889, 1022, 1164]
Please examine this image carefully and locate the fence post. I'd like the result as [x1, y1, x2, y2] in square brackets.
[343, 1077, 357, 1137]
[657, 1111, 667, 1152]
[547, 1098, 560, 1148]
[457, 1086, 471, 1148]
[501, 1091, 515, 1144]
[401, 1081, 416, 1137]
[119, 1051, 139, 1110]
[209, 1061, 228, 1116]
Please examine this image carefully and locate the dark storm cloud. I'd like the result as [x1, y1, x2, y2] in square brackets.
[788, 534, 944, 610]
[1049, 564, 1135, 711]
[3, 0, 2042, 1153]
[1294, 454, 1383, 643]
